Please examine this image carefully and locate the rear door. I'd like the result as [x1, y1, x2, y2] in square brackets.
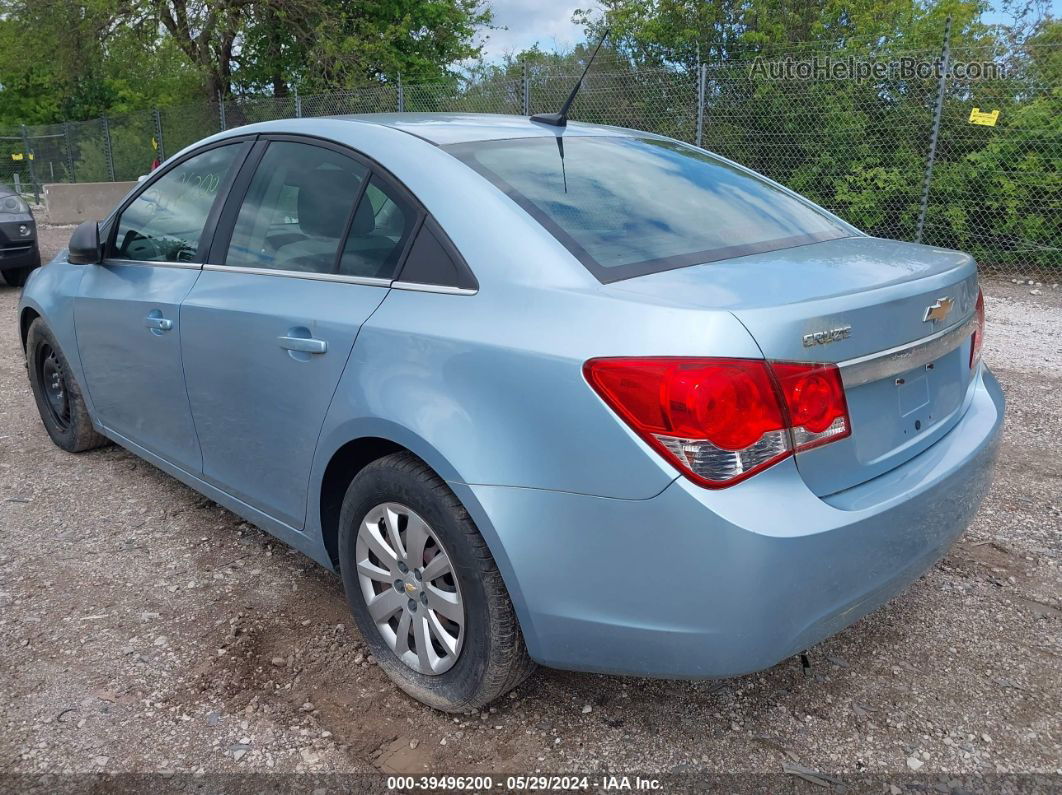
[75, 140, 248, 472]
[179, 136, 419, 529]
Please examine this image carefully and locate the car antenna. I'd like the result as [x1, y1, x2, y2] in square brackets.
[530, 27, 610, 127]
[557, 137, 567, 193]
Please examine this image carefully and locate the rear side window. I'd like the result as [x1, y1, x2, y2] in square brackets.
[112, 144, 240, 263]
[446, 136, 851, 283]
[398, 218, 477, 290]
[225, 141, 369, 274]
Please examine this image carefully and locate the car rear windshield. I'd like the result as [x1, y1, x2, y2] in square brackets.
[445, 136, 852, 282]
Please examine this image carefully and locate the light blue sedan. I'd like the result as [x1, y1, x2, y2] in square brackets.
[17, 113, 1003, 711]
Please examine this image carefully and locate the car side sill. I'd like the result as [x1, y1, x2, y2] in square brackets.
[96, 424, 336, 571]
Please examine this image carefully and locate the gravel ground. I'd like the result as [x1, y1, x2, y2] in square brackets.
[1, 226, 1059, 781]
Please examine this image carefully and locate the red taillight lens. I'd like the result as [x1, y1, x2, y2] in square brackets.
[584, 357, 851, 488]
[663, 360, 786, 449]
[970, 287, 985, 368]
[770, 362, 851, 451]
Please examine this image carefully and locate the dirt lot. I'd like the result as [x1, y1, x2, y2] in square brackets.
[1, 225, 1059, 781]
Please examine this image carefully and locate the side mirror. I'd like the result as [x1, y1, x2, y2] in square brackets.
[68, 220, 102, 265]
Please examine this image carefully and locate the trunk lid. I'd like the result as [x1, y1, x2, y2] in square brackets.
[612, 236, 981, 495]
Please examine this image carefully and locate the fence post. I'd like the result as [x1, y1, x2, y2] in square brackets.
[153, 108, 165, 162]
[916, 15, 952, 244]
[695, 63, 707, 148]
[101, 115, 115, 182]
[397, 72, 404, 113]
[218, 92, 227, 130]
[522, 63, 530, 116]
[19, 125, 40, 203]
[294, 86, 302, 118]
[64, 122, 76, 182]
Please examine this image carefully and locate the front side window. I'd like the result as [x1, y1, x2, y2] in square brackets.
[225, 141, 369, 274]
[112, 144, 240, 263]
[446, 136, 853, 282]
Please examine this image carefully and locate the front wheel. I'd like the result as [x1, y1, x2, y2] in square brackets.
[26, 318, 108, 452]
[338, 452, 535, 712]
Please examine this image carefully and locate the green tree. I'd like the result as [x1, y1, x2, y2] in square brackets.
[0, 0, 493, 126]
[0, 0, 203, 125]
[575, 0, 998, 67]
[138, 0, 492, 99]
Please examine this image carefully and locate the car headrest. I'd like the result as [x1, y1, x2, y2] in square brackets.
[295, 168, 363, 238]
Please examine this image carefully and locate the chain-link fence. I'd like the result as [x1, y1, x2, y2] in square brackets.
[1, 36, 1057, 278]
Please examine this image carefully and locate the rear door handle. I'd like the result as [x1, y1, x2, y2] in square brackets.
[144, 315, 173, 332]
[278, 335, 327, 354]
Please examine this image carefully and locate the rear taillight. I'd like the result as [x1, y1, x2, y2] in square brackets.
[584, 357, 851, 488]
[970, 287, 985, 368]
[770, 362, 851, 452]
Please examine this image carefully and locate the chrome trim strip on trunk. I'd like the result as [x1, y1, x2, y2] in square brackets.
[838, 314, 977, 388]
[201, 263, 391, 287]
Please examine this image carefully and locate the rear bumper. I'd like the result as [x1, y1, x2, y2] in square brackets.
[457, 366, 1004, 678]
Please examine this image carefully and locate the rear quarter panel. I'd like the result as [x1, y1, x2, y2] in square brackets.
[311, 281, 766, 502]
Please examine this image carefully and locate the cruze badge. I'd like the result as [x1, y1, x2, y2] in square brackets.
[802, 326, 852, 347]
[923, 297, 954, 323]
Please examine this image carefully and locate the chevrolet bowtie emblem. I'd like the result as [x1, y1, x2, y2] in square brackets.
[923, 297, 954, 323]
[404, 582, 417, 596]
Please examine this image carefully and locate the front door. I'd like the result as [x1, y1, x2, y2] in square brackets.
[75, 142, 246, 472]
[180, 138, 418, 529]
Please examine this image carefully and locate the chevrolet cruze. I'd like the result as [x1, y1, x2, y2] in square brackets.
[18, 113, 1003, 711]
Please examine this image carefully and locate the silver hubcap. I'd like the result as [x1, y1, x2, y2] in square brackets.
[355, 502, 464, 675]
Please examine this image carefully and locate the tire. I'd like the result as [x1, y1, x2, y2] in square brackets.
[339, 451, 535, 712]
[26, 318, 109, 453]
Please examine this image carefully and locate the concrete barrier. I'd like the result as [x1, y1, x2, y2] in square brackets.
[43, 181, 137, 225]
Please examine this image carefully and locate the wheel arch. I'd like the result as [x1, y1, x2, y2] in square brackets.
[315, 419, 467, 567]
[318, 436, 406, 569]
[311, 420, 536, 654]
[19, 306, 40, 351]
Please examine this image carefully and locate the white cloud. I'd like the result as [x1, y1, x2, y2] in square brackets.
[477, 0, 599, 59]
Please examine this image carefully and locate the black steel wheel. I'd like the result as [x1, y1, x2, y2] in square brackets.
[36, 341, 71, 431]
[25, 318, 108, 453]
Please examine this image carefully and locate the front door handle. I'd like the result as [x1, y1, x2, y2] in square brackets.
[278, 335, 327, 354]
[145, 313, 173, 332]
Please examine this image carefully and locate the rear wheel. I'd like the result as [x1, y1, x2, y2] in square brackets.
[26, 319, 108, 453]
[338, 452, 535, 711]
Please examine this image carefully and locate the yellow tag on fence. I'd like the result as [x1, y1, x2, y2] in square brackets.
[11, 152, 23, 160]
[968, 108, 1000, 126]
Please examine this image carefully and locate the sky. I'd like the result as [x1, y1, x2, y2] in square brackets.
[477, 0, 595, 59]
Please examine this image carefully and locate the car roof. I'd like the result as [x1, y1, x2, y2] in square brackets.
[329, 112, 644, 146]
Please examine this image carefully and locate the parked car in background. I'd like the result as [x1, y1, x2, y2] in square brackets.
[0, 184, 40, 287]
[17, 113, 1003, 712]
